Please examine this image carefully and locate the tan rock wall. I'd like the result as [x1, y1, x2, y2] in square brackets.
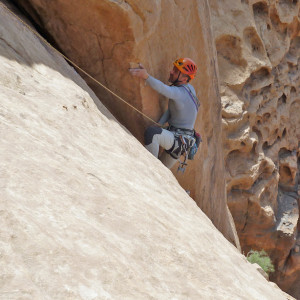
[7, 0, 300, 295]
[13, 0, 239, 247]
[0, 2, 296, 299]
[209, 0, 300, 297]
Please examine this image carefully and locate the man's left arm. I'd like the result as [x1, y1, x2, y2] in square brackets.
[158, 109, 170, 125]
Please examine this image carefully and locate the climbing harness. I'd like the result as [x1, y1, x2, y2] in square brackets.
[166, 127, 195, 160]
[166, 126, 202, 173]
[0, 3, 161, 127]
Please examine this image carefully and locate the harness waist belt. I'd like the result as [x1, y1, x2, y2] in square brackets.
[167, 125, 194, 135]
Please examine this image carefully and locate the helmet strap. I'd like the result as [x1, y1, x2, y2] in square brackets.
[170, 71, 183, 86]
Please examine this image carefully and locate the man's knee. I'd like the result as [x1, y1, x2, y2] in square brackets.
[144, 126, 162, 145]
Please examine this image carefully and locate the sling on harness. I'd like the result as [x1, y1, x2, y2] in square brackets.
[188, 132, 202, 160]
[180, 85, 200, 111]
[166, 127, 195, 159]
[166, 126, 202, 173]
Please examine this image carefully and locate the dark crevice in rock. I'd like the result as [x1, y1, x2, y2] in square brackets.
[253, 2, 269, 17]
[9, 0, 66, 57]
[277, 93, 287, 107]
[279, 0, 298, 7]
[282, 128, 287, 138]
[241, 200, 250, 233]
[290, 86, 296, 94]
[95, 35, 108, 86]
[279, 148, 292, 158]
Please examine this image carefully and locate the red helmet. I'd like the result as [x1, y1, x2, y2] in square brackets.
[173, 58, 197, 80]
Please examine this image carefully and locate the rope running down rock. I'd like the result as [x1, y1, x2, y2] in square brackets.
[0, 3, 161, 127]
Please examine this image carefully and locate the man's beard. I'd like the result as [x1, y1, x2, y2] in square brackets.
[168, 75, 175, 83]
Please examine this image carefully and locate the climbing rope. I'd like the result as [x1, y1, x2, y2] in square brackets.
[0, 3, 161, 127]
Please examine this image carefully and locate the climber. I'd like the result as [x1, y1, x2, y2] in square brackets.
[129, 58, 200, 171]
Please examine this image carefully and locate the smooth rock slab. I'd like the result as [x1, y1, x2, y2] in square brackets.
[0, 3, 294, 300]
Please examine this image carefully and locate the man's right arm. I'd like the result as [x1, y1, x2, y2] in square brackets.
[146, 76, 183, 103]
[129, 64, 183, 104]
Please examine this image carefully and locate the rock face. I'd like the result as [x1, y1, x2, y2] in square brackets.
[12, 0, 240, 248]
[0, 2, 296, 299]
[4, 0, 300, 297]
[209, 0, 300, 297]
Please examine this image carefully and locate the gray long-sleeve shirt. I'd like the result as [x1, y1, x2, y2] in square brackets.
[146, 75, 199, 130]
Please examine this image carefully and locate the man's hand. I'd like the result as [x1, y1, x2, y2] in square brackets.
[129, 63, 149, 80]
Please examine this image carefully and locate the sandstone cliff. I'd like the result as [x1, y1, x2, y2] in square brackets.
[0, 1, 296, 299]
[209, 0, 300, 297]
[11, 0, 240, 249]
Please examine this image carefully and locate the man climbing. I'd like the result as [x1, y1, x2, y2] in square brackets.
[129, 58, 200, 170]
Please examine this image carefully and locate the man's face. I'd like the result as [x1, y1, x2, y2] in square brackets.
[168, 66, 181, 83]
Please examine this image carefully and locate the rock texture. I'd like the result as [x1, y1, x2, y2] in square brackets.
[0, 2, 296, 299]
[12, 0, 240, 248]
[209, 0, 300, 297]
